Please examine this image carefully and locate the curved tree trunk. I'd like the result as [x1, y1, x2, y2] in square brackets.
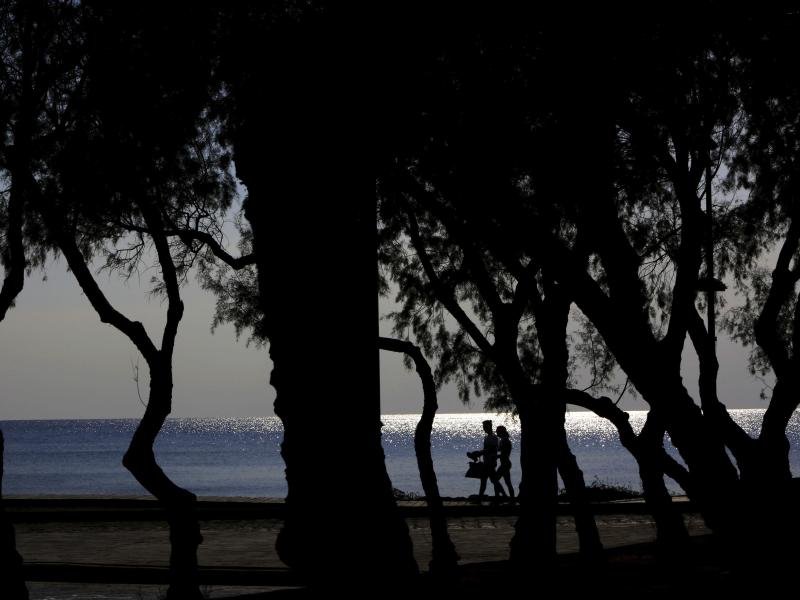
[378, 336, 459, 573]
[757, 377, 796, 486]
[37, 199, 204, 598]
[122, 363, 203, 599]
[637, 413, 689, 552]
[557, 432, 604, 561]
[564, 391, 690, 549]
[1, 431, 28, 600]
[752, 216, 800, 487]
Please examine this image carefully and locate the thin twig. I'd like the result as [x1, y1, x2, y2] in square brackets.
[615, 377, 630, 405]
[130, 357, 146, 408]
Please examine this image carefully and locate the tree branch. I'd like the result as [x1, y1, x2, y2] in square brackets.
[754, 216, 800, 378]
[118, 221, 256, 270]
[686, 307, 754, 461]
[560, 388, 693, 493]
[405, 207, 496, 358]
[0, 186, 26, 321]
[139, 201, 184, 360]
[48, 213, 159, 364]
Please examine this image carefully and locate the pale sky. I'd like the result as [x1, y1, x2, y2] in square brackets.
[0, 252, 772, 420]
[0, 253, 498, 419]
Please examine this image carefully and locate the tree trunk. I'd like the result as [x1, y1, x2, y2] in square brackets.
[629, 372, 740, 538]
[379, 337, 459, 574]
[245, 188, 419, 587]
[0, 173, 28, 598]
[228, 7, 418, 588]
[738, 376, 800, 584]
[524, 277, 603, 563]
[637, 413, 689, 553]
[563, 391, 691, 550]
[757, 376, 796, 486]
[509, 390, 561, 568]
[0, 431, 28, 600]
[122, 364, 203, 599]
[557, 432, 604, 561]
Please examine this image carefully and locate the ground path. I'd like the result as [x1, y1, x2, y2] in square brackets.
[9, 498, 710, 599]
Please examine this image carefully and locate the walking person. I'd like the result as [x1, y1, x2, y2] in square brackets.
[495, 425, 514, 501]
[467, 419, 506, 502]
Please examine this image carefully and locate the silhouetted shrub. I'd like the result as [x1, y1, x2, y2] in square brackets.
[392, 488, 422, 500]
[559, 480, 641, 502]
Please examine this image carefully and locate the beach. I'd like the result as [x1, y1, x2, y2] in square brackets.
[9, 497, 712, 599]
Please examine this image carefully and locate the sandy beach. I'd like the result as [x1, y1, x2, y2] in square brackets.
[8, 497, 711, 599]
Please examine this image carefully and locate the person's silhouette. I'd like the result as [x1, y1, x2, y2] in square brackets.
[495, 425, 514, 500]
[467, 419, 506, 502]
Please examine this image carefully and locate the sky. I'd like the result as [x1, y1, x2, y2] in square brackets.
[0, 253, 494, 419]
[0, 246, 773, 420]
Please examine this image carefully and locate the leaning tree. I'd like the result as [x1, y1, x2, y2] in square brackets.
[27, 3, 228, 596]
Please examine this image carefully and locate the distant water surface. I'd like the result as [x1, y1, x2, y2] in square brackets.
[2, 410, 799, 497]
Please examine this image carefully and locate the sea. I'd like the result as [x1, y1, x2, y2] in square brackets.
[2, 409, 800, 498]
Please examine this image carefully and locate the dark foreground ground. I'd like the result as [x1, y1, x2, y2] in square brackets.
[8, 497, 731, 599]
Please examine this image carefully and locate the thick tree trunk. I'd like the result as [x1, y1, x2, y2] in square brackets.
[659, 387, 740, 532]
[379, 337, 459, 574]
[1, 431, 28, 600]
[735, 376, 800, 584]
[509, 390, 561, 568]
[122, 365, 202, 599]
[245, 190, 418, 587]
[229, 7, 418, 588]
[557, 432, 604, 561]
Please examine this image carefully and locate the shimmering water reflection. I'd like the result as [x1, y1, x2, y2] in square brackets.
[2, 409, 798, 497]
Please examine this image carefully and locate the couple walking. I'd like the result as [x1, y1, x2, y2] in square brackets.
[467, 419, 514, 502]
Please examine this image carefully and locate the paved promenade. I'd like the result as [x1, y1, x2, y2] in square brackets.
[8, 498, 710, 599]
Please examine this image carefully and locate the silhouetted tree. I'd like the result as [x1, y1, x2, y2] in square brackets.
[703, 13, 800, 574]
[379, 336, 460, 573]
[0, 2, 84, 595]
[451, 14, 745, 538]
[216, 3, 419, 587]
[378, 181, 607, 564]
[22, 4, 224, 596]
[434, 15, 800, 580]
[374, 9, 692, 563]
